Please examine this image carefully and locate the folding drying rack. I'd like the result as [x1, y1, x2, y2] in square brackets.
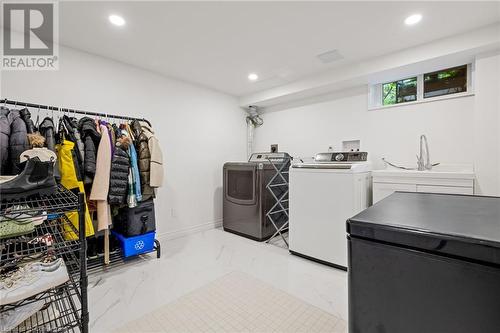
[0, 185, 89, 333]
[265, 154, 291, 247]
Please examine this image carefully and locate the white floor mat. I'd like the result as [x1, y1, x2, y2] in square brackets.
[115, 271, 346, 333]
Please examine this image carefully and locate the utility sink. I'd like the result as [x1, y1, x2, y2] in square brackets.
[372, 164, 475, 179]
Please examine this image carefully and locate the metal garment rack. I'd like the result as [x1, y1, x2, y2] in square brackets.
[0, 98, 152, 126]
[1, 98, 161, 268]
[265, 154, 291, 247]
[0, 186, 89, 333]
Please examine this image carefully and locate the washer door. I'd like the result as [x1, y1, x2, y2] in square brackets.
[224, 164, 257, 205]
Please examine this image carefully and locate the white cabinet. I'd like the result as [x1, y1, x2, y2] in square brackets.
[373, 183, 417, 204]
[372, 168, 475, 204]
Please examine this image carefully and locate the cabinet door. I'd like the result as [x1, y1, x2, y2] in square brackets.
[416, 185, 473, 195]
[373, 183, 417, 204]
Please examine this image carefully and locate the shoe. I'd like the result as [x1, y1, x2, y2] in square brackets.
[3, 204, 47, 225]
[0, 219, 36, 239]
[0, 157, 57, 200]
[0, 299, 45, 331]
[0, 258, 69, 305]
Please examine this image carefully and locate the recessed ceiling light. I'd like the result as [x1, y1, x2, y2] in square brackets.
[405, 14, 422, 26]
[248, 73, 259, 81]
[109, 14, 125, 27]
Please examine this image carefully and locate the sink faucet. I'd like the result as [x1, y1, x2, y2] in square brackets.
[417, 135, 432, 171]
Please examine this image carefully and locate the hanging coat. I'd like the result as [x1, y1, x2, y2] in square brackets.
[62, 115, 85, 172]
[78, 117, 101, 185]
[128, 141, 142, 203]
[38, 117, 60, 182]
[56, 140, 95, 239]
[8, 109, 29, 175]
[19, 108, 36, 134]
[89, 124, 112, 231]
[140, 122, 164, 188]
[39, 117, 56, 152]
[131, 120, 154, 200]
[0, 107, 10, 174]
[108, 137, 130, 205]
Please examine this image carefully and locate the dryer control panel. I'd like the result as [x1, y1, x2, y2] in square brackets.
[249, 152, 290, 163]
[315, 152, 368, 163]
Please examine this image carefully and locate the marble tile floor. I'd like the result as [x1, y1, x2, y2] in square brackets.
[88, 228, 348, 332]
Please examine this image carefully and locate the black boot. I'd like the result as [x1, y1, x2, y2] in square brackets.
[19, 108, 36, 134]
[0, 157, 57, 200]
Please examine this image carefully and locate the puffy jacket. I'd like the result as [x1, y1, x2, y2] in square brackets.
[131, 120, 154, 200]
[78, 117, 101, 185]
[0, 107, 10, 174]
[8, 110, 29, 174]
[108, 138, 130, 205]
[140, 122, 163, 188]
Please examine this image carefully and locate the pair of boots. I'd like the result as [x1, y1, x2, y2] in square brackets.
[0, 157, 57, 200]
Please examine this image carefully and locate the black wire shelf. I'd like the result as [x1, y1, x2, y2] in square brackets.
[8, 284, 82, 333]
[87, 239, 161, 274]
[0, 184, 79, 217]
[1, 216, 81, 271]
[0, 187, 88, 332]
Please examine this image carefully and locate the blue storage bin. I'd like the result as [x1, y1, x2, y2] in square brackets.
[112, 231, 156, 257]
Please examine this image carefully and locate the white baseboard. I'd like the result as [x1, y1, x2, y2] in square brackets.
[156, 219, 222, 241]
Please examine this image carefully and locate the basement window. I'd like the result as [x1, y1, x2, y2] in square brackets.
[368, 63, 473, 110]
[382, 77, 417, 106]
[423, 65, 467, 98]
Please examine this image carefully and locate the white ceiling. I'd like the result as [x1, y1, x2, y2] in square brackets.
[59, 1, 500, 97]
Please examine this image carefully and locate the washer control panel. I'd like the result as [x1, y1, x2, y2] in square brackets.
[315, 152, 368, 163]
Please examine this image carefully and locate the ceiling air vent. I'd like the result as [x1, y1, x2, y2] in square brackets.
[317, 49, 344, 64]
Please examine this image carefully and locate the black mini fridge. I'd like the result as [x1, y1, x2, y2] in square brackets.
[347, 192, 500, 333]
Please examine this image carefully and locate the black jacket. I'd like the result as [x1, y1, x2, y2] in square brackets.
[39, 117, 56, 152]
[78, 117, 101, 185]
[38, 117, 60, 182]
[19, 108, 36, 134]
[0, 107, 10, 174]
[8, 110, 29, 174]
[108, 140, 130, 205]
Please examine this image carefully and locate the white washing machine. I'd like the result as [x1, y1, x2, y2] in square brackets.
[289, 152, 372, 270]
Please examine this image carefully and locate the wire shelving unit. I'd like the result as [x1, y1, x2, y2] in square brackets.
[0, 187, 88, 333]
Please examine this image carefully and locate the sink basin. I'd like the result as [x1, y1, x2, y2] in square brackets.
[373, 164, 475, 179]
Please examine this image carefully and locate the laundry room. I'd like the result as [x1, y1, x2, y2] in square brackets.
[0, 1, 499, 333]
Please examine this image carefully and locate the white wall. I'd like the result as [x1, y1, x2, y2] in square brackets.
[254, 55, 500, 196]
[254, 89, 475, 170]
[1, 46, 247, 238]
[474, 53, 500, 196]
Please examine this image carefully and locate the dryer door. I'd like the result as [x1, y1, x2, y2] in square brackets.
[224, 164, 258, 205]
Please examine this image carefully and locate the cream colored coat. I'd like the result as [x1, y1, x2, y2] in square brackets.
[89, 124, 112, 231]
[140, 122, 164, 188]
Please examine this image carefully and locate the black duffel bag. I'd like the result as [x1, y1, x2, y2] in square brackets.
[114, 199, 156, 236]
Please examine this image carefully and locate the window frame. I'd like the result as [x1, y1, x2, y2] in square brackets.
[368, 63, 474, 110]
[381, 76, 418, 106]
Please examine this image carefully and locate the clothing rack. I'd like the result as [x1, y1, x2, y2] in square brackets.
[0, 98, 152, 126]
[1, 97, 161, 269]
